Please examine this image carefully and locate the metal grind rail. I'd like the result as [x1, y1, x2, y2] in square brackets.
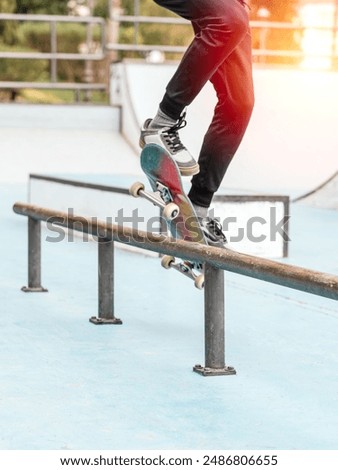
[13, 202, 338, 376]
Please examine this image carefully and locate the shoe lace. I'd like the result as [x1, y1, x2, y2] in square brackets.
[205, 218, 227, 241]
[163, 112, 187, 154]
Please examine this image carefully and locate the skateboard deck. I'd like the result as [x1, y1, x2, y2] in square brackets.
[140, 144, 207, 245]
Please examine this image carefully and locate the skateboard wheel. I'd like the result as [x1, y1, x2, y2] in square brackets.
[194, 274, 205, 290]
[162, 203, 179, 221]
[161, 255, 175, 269]
[129, 181, 145, 198]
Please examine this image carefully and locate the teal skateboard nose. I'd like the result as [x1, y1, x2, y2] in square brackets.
[140, 144, 206, 244]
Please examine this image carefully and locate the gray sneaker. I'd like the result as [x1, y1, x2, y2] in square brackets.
[139, 113, 200, 177]
[199, 217, 228, 247]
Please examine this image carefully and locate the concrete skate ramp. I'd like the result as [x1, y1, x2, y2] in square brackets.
[294, 171, 338, 210]
[0, 103, 141, 182]
[111, 61, 338, 198]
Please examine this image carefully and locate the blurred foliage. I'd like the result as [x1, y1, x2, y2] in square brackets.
[118, 0, 193, 59]
[0, 0, 302, 102]
[0, 2, 105, 101]
[0, 42, 48, 81]
[19, 21, 101, 52]
[0, 0, 15, 12]
[19, 88, 64, 103]
[93, 0, 109, 18]
[0, 0, 17, 45]
[118, 0, 301, 61]
[15, 0, 69, 15]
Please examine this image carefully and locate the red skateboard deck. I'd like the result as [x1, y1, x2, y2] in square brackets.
[140, 144, 206, 244]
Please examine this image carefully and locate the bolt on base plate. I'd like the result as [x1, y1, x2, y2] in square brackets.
[89, 316, 122, 325]
[21, 286, 48, 293]
[193, 364, 236, 376]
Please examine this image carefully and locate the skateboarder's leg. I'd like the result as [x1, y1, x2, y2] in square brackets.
[157, 0, 250, 119]
[188, 29, 254, 210]
[141, 0, 250, 177]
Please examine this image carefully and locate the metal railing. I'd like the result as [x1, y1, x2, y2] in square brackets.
[0, 13, 107, 96]
[1, 10, 338, 100]
[13, 202, 338, 376]
[107, 14, 338, 62]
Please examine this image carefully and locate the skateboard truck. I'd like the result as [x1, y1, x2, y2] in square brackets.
[130, 180, 205, 289]
[156, 182, 173, 204]
[129, 181, 179, 221]
[161, 255, 205, 290]
[130, 145, 208, 290]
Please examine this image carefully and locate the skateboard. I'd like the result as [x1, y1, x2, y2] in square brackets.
[129, 144, 206, 289]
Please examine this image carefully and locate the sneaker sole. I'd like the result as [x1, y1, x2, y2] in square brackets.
[139, 137, 146, 149]
[179, 163, 200, 177]
[140, 138, 200, 177]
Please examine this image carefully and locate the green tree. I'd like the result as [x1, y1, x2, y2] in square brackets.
[15, 0, 69, 15]
[94, 0, 109, 18]
[0, 44, 48, 81]
[0, 0, 17, 44]
[18, 21, 103, 82]
[119, 0, 193, 59]
[0, 0, 15, 12]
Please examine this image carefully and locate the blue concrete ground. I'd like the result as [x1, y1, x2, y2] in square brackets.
[0, 183, 337, 450]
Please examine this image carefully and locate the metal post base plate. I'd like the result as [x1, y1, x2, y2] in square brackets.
[193, 364, 236, 377]
[21, 286, 48, 293]
[89, 316, 122, 325]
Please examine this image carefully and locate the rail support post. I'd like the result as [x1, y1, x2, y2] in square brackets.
[22, 217, 48, 293]
[194, 263, 236, 376]
[89, 239, 122, 325]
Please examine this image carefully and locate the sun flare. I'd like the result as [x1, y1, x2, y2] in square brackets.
[300, 2, 337, 69]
